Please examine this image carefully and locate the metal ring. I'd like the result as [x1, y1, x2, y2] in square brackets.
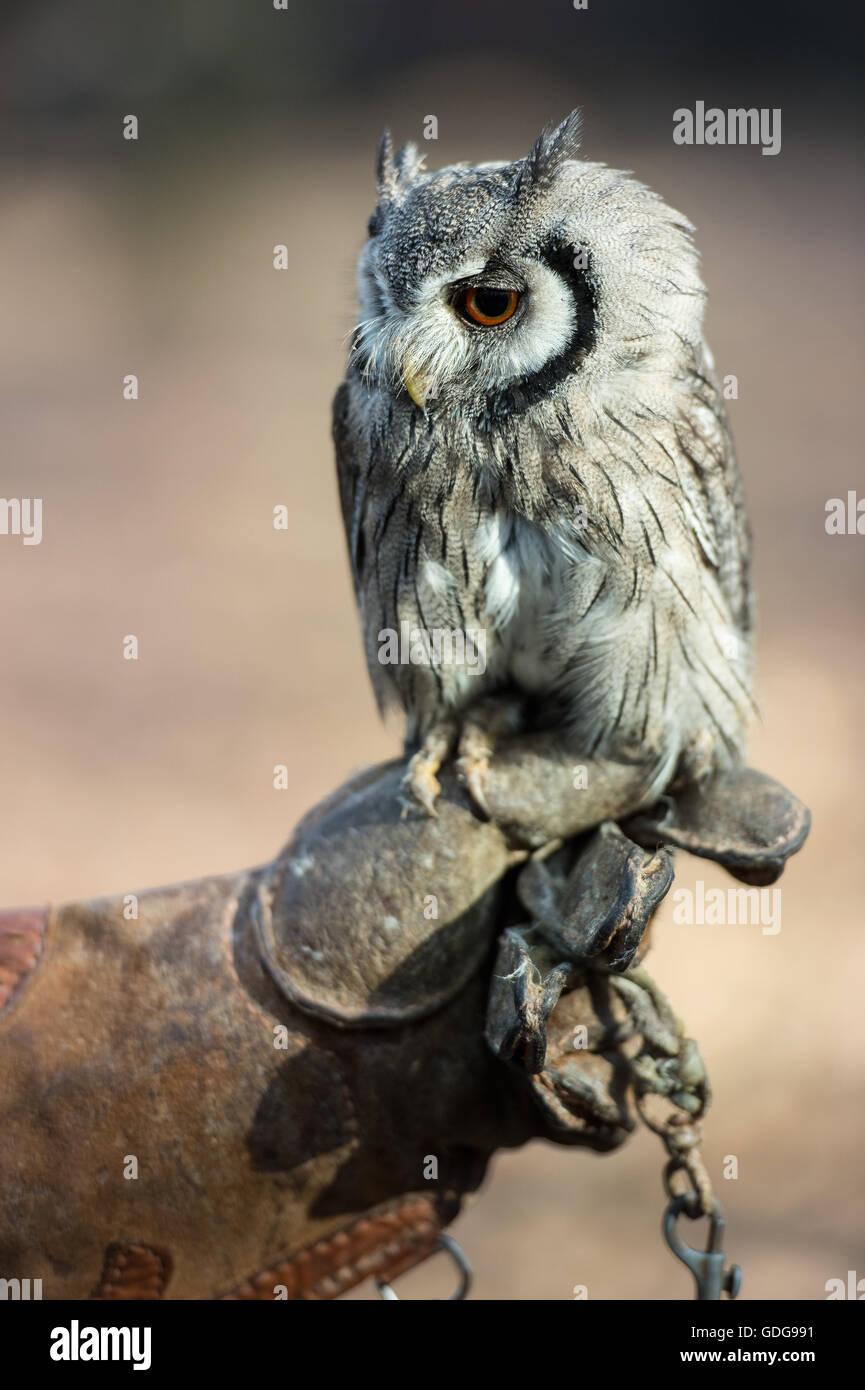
[375, 1233, 472, 1301]
[662, 1158, 703, 1218]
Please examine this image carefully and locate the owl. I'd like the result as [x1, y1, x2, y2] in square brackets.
[333, 112, 754, 819]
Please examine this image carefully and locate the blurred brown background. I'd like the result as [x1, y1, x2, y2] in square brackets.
[1, 0, 862, 1300]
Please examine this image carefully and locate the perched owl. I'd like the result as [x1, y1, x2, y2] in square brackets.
[333, 112, 754, 819]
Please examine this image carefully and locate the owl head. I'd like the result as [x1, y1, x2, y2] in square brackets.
[351, 111, 706, 423]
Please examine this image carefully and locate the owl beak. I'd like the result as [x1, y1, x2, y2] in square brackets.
[403, 363, 433, 409]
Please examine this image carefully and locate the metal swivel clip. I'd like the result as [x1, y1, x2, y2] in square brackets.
[663, 1193, 742, 1301]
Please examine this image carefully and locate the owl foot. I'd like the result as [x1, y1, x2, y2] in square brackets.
[400, 721, 459, 818]
[456, 695, 527, 821]
[401, 757, 442, 818]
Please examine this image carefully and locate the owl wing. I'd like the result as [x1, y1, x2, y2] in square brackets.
[331, 379, 367, 602]
[332, 379, 402, 723]
[674, 354, 754, 638]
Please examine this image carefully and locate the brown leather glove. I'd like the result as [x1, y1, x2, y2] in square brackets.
[0, 745, 808, 1299]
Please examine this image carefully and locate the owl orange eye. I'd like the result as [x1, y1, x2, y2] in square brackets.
[459, 285, 520, 327]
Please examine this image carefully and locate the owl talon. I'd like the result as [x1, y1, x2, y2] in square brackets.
[456, 751, 492, 819]
[401, 759, 442, 819]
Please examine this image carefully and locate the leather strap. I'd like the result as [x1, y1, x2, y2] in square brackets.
[89, 1195, 454, 1300]
[221, 1194, 450, 1300]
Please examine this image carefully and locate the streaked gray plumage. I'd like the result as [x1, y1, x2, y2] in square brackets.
[333, 112, 754, 815]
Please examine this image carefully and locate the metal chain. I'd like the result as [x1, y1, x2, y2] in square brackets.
[608, 964, 741, 1299]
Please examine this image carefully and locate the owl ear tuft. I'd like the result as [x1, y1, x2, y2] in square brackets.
[376, 130, 424, 202]
[524, 110, 583, 188]
[376, 129, 399, 199]
[394, 140, 425, 185]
